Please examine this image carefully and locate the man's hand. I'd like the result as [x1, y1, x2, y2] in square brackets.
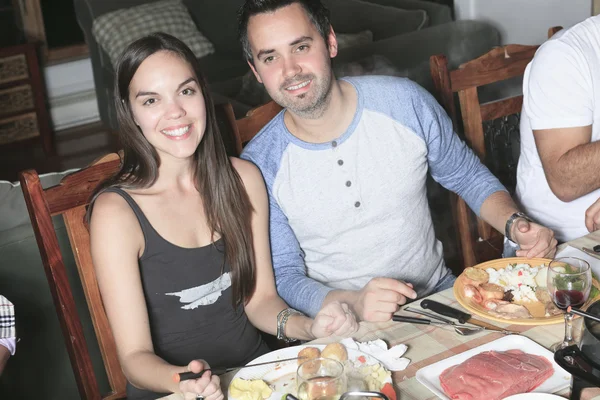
[511, 218, 557, 258]
[311, 301, 358, 338]
[585, 197, 600, 233]
[352, 278, 417, 322]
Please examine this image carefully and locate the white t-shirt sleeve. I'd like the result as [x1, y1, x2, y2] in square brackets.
[0, 338, 16, 355]
[524, 39, 594, 130]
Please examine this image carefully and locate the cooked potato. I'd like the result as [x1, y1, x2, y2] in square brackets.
[321, 343, 348, 362]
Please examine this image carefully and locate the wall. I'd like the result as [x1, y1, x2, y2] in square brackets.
[43, 58, 100, 131]
[454, 0, 592, 45]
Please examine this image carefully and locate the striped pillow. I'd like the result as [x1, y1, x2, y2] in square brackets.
[92, 0, 214, 68]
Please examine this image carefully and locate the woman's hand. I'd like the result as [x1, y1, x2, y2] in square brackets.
[310, 301, 358, 338]
[179, 360, 224, 400]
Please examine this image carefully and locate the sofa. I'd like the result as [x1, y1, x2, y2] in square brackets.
[74, 0, 500, 130]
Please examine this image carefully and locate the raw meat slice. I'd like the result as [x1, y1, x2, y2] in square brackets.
[439, 350, 554, 400]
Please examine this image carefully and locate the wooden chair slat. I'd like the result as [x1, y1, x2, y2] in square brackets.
[47, 158, 121, 216]
[450, 45, 538, 92]
[458, 87, 486, 159]
[481, 96, 523, 122]
[63, 206, 127, 394]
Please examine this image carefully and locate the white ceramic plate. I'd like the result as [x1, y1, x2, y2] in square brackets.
[228, 344, 392, 400]
[503, 394, 566, 399]
[415, 335, 570, 400]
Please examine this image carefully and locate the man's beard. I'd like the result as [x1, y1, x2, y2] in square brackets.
[272, 72, 333, 119]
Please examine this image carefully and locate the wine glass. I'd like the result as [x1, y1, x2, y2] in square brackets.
[547, 257, 592, 351]
[297, 357, 346, 400]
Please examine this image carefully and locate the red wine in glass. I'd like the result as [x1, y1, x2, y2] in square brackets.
[554, 289, 585, 310]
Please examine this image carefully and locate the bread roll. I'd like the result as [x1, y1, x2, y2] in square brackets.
[321, 343, 348, 362]
[460, 267, 489, 287]
[298, 347, 321, 375]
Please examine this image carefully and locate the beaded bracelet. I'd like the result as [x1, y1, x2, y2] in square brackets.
[276, 307, 304, 343]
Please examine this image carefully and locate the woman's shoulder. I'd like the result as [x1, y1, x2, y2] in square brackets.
[230, 157, 267, 196]
[91, 189, 138, 226]
[230, 157, 263, 182]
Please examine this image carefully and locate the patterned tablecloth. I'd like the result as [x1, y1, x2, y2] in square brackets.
[161, 232, 600, 400]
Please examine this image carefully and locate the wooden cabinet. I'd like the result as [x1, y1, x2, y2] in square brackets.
[0, 43, 54, 155]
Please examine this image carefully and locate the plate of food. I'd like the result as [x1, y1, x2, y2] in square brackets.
[454, 257, 565, 325]
[227, 342, 395, 400]
[415, 335, 571, 400]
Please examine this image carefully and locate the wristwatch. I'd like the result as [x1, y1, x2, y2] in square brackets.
[505, 212, 533, 242]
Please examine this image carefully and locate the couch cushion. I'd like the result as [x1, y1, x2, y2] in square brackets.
[324, 0, 428, 39]
[0, 170, 78, 236]
[92, 0, 215, 67]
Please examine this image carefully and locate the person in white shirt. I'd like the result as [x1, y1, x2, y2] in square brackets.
[516, 15, 600, 243]
[0, 295, 16, 376]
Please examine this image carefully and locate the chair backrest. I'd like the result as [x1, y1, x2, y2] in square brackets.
[430, 45, 539, 270]
[429, 28, 562, 271]
[234, 101, 283, 145]
[20, 153, 124, 400]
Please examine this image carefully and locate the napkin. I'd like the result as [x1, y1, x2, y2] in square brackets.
[556, 245, 600, 277]
[340, 337, 410, 371]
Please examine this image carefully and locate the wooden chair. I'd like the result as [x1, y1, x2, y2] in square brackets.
[20, 152, 124, 399]
[429, 28, 562, 272]
[19, 101, 281, 399]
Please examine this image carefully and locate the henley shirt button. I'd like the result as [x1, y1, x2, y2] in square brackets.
[354, 201, 361, 208]
[346, 181, 352, 187]
[337, 159, 344, 166]
[332, 140, 338, 148]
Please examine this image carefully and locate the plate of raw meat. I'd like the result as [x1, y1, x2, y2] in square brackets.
[415, 335, 570, 400]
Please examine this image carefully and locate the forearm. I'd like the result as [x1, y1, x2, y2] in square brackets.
[245, 295, 314, 341]
[478, 191, 519, 235]
[547, 141, 600, 201]
[0, 346, 10, 376]
[122, 351, 186, 394]
[324, 289, 359, 315]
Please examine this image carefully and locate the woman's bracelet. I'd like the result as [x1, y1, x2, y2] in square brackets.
[276, 307, 304, 343]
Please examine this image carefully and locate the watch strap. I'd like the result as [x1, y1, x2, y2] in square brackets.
[505, 211, 533, 242]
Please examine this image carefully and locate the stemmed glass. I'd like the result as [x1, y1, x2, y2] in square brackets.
[297, 357, 346, 400]
[547, 257, 592, 352]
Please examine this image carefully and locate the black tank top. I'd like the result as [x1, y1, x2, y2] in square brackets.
[103, 188, 269, 400]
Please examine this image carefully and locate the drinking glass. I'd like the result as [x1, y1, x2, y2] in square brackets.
[297, 357, 346, 400]
[547, 257, 592, 351]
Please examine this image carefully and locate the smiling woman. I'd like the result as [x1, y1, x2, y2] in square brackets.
[84, 32, 358, 400]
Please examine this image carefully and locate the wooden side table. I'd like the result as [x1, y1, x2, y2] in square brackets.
[0, 43, 54, 155]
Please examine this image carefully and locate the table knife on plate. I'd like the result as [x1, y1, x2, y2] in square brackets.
[174, 356, 300, 382]
[420, 299, 519, 334]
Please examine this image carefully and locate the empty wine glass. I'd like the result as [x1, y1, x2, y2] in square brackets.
[297, 357, 346, 400]
[547, 257, 592, 351]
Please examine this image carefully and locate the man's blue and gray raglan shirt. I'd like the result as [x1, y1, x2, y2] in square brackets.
[241, 76, 506, 317]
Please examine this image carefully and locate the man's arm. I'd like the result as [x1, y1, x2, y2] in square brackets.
[524, 37, 596, 202]
[0, 344, 9, 375]
[534, 125, 600, 202]
[407, 80, 556, 257]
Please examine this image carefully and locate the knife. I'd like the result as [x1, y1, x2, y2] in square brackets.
[420, 299, 519, 334]
[173, 356, 300, 382]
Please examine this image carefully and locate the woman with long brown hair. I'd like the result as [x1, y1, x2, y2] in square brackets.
[89, 32, 357, 400]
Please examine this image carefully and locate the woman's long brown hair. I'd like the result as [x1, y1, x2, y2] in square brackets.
[88, 32, 255, 306]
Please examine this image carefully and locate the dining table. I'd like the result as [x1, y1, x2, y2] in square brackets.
[161, 231, 600, 400]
